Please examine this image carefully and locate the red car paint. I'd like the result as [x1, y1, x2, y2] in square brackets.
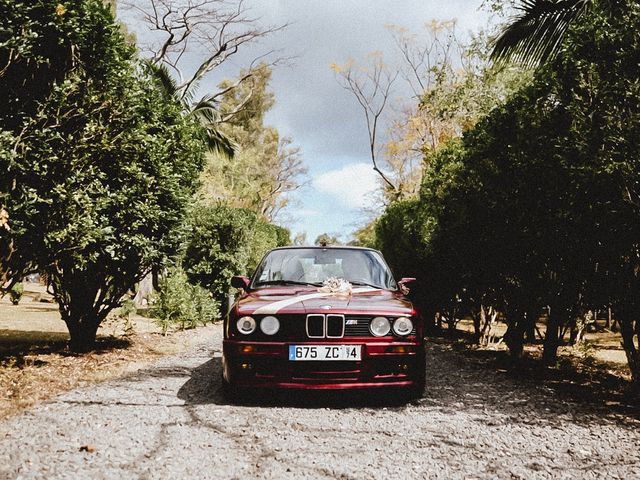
[222, 247, 426, 394]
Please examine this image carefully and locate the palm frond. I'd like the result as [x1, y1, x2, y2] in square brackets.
[202, 126, 236, 158]
[143, 63, 236, 157]
[142, 60, 180, 100]
[190, 95, 221, 124]
[192, 94, 236, 158]
[491, 0, 590, 68]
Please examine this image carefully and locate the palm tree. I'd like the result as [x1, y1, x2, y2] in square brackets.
[490, 0, 591, 68]
[144, 61, 236, 158]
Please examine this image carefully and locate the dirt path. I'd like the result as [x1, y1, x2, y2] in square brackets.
[1, 325, 639, 479]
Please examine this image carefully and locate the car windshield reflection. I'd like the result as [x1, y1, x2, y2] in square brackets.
[251, 248, 397, 290]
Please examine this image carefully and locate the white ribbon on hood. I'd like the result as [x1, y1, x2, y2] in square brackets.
[252, 287, 380, 315]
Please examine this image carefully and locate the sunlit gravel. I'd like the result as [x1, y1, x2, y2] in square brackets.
[1, 325, 639, 479]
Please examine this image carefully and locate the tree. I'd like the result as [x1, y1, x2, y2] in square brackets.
[0, 0, 205, 351]
[120, 0, 287, 156]
[199, 65, 307, 221]
[485, 0, 640, 372]
[314, 234, 340, 247]
[0, 0, 88, 280]
[183, 203, 287, 305]
[292, 232, 307, 246]
[144, 61, 236, 157]
[491, 0, 591, 67]
[338, 21, 530, 212]
[553, 0, 640, 381]
[332, 52, 400, 195]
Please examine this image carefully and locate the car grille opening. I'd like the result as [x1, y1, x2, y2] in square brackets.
[326, 314, 345, 338]
[306, 314, 324, 338]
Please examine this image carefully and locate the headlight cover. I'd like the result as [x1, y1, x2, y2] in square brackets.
[393, 317, 413, 336]
[260, 315, 280, 335]
[370, 316, 391, 337]
[237, 316, 256, 335]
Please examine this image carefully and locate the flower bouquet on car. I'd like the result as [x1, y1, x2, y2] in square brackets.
[318, 277, 353, 296]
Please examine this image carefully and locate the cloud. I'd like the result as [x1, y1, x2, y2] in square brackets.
[313, 163, 380, 210]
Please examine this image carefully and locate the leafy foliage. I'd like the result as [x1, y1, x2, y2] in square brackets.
[144, 60, 235, 158]
[9, 282, 23, 305]
[152, 267, 219, 334]
[377, 0, 640, 378]
[183, 204, 289, 305]
[0, 0, 205, 351]
[200, 65, 306, 220]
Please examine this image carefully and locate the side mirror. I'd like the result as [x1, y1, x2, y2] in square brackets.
[231, 275, 250, 290]
[398, 277, 416, 294]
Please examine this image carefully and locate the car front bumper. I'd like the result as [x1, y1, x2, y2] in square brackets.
[222, 339, 426, 390]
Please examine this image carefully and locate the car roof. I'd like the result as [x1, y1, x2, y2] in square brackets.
[269, 245, 382, 253]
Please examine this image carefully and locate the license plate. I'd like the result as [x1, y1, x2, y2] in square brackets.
[288, 345, 361, 361]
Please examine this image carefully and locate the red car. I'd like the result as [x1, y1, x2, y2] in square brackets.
[222, 246, 425, 398]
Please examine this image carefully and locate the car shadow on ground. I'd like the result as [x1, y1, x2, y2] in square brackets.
[173, 344, 640, 426]
[176, 355, 420, 410]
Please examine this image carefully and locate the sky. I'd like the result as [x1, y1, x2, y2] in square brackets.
[120, 0, 491, 243]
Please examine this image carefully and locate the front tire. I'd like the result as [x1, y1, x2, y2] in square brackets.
[221, 374, 240, 402]
[410, 351, 426, 399]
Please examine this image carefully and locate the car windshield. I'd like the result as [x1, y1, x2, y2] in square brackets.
[251, 248, 397, 290]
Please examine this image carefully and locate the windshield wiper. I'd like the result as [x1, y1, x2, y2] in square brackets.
[349, 280, 385, 289]
[256, 280, 322, 287]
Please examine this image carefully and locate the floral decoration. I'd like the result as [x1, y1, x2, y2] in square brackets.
[318, 277, 353, 296]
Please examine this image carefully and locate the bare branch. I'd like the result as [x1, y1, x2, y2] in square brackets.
[334, 54, 399, 194]
[119, 0, 288, 101]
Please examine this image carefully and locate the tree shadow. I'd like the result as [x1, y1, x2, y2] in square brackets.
[0, 329, 132, 367]
[440, 338, 640, 420]
[176, 356, 420, 410]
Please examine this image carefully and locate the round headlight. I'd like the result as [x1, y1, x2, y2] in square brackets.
[260, 316, 280, 335]
[237, 316, 256, 335]
[370, 316, 391, 337]
[393, 317, 413, 336]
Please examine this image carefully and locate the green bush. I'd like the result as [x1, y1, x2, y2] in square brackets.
[152, 268, 219, 334]
[9, 282, 23, 305]
[272, 225, 291, 247]
[117, 298, 137, 336]
[183, 203, 288, 305]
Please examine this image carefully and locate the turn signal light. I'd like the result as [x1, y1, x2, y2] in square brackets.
[240, 345, 254, 353]
[386, 345, 414, 353]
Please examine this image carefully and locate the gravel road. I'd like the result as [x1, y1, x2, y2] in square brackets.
[1, 324, 639, 480]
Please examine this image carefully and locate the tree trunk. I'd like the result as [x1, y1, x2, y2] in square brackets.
[66, 316, 101, 353]
[568, 316, 578, 345]
[619, 313, 640, 386]
[569, 311, 588, 345]
[504, 319, 525, 358]
[472, 307, 482, 344]
[543, 308, 562, 365]
[446, 306, 457, 331]
[505, 315, 526, 359]
[525, 319, 536, 343]
[480, 306, 498, 347]
[524, 306, 538, 343]
[423, 307, 438, 335]
[435, 312, 443, 330]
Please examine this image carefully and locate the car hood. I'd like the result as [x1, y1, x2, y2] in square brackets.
[236, 287, 415, 317]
